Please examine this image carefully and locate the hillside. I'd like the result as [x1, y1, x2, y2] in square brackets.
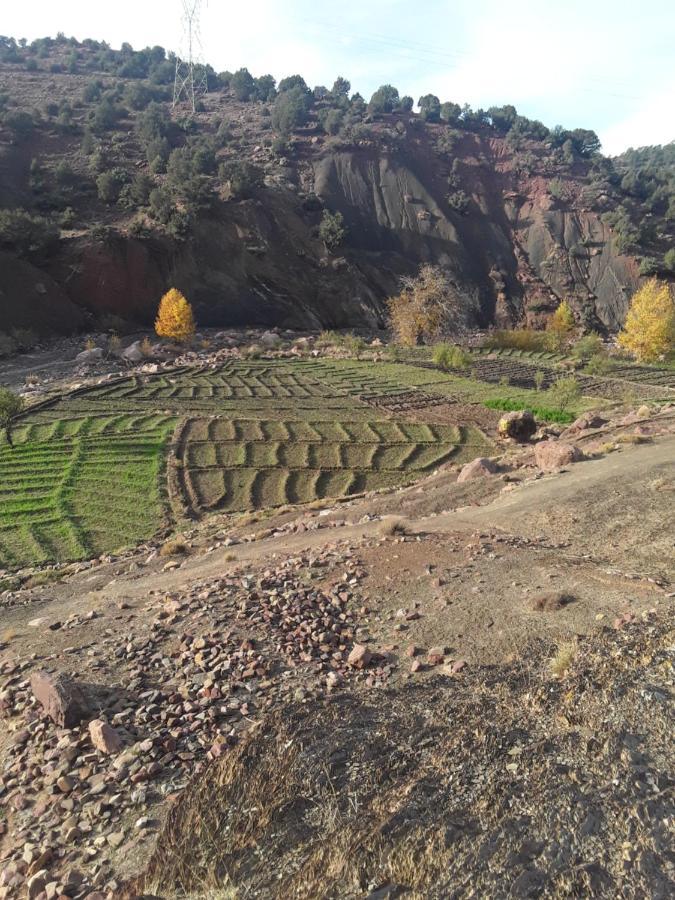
[0, 34, 673, 345]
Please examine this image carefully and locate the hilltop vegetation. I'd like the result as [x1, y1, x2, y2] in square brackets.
[0, 32, 673, 345]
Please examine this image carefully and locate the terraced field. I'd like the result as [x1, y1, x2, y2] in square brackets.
[177, 418, 491, 515]
[0, 415, 175, 569]
[6, 354, 619, 570]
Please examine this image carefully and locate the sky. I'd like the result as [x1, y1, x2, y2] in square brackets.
[3, 0, 674, 154]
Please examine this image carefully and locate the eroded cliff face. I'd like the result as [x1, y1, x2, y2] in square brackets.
[309, 133, 640, 332]
[0, 127, 644, 335]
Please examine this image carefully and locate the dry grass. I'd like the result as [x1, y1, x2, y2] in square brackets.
[549, 640, 577, 678]
[127, 615, 671, 900]
[616, 432, 650, 444]
[378, 516, 409, 537]
[159, 536, 190, 557]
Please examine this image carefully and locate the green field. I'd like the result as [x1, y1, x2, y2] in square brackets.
[0, 356, 604, 570]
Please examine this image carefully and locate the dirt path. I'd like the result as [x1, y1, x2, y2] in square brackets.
[3, 435, 672, 636]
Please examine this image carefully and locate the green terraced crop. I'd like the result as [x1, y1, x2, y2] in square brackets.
[0, 416, 175, 569]
[1, 358, 517, 569]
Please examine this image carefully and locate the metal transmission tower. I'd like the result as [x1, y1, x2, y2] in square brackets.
[173, 0, 208, 112]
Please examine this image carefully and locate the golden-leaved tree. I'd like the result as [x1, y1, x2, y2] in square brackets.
[387, 264, 463, 346]
[618, 279, 675, 362]
[547, 300, 575, 349]
[155, 288, 196, 344]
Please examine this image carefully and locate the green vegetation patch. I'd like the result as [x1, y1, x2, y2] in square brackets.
[0, 416, 175, 569]
[483, 398, 575, 424]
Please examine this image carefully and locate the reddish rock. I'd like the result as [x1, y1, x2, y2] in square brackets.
[347, 644, 371, 669]
[534, 441, 584, 472]
[564, 412, 606, 434]
[30, 671, 90, 728]
[410, 660, 423, 673]
[427, 646, 446, 665]
[457, 457, 499, 483]
[89, 720, 123, 754]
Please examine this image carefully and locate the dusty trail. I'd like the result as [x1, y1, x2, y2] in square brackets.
[4, 435, 672, 633]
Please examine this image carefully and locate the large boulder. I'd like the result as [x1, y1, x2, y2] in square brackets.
[457, 457, 499, 483]
[534, 441, 584, 472]
[497, 410, 536, 442]
[74, 347, 104, 366]
[260, 330, 282, 349]
[30, 671, 90, 728]
[122, 340, 145, 364]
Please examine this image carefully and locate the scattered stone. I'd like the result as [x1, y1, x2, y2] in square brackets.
[260, 330, 282, 349]
[534, 441, 584, 472]
[30, 671, 90, 728]
[89, 719, 124, 754]
[75, 348, 104, 366]
[347, 644, 372, 669]
[457, 457, 499, 483]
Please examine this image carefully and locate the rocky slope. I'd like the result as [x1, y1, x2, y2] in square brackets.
[0, 39, 671, 339]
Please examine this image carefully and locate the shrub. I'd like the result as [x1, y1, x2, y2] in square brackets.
[218, 160, 263, 199]
[0, 334, 18, 357]
[432, 343, 471, 370]
[534, 370, 546, 391]
[571, 332, 604, 362]
[546, 376, 581, 413]
[89, 97, 123, 132]
[318, 210, 347, 250]
[664, 248, 675, 272]
[271, 86, 311, 134]
[378, 517, 408, 537]
[548, 178, 565, 199]
[2, 110, 35, 139]
[11, 328, 37, 350]
[447, 190, 469, 213]
[484, 329, 551, 352]
[159, 536, 189, 557]
[96, 169, 128, 203]
[0, 208, 59, 257]
[618, 279, 675, 362]
[584, 353, 616, 375]
[0, 387, 24, 446]
[341, 333, 366, 357]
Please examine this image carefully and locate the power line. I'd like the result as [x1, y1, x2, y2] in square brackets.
[289, 15, 648, 102]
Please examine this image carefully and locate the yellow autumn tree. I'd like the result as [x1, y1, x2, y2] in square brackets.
[618, 279, 675, 362]
[547, 300, 575, 349]
[387, 265, 462, 346]
[155, 288, 196, 344]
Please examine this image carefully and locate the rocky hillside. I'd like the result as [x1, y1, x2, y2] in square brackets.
[0, 34, 673, 343]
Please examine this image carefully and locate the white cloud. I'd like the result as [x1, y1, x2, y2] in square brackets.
[599, 83, 675, 155]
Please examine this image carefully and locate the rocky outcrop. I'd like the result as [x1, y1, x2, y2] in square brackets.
[0, 129, 652, 334]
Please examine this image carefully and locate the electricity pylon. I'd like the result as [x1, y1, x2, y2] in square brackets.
[173, 0, 208, 112]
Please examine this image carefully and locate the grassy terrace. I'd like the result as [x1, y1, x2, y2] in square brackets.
[0, 357, 599, 570]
